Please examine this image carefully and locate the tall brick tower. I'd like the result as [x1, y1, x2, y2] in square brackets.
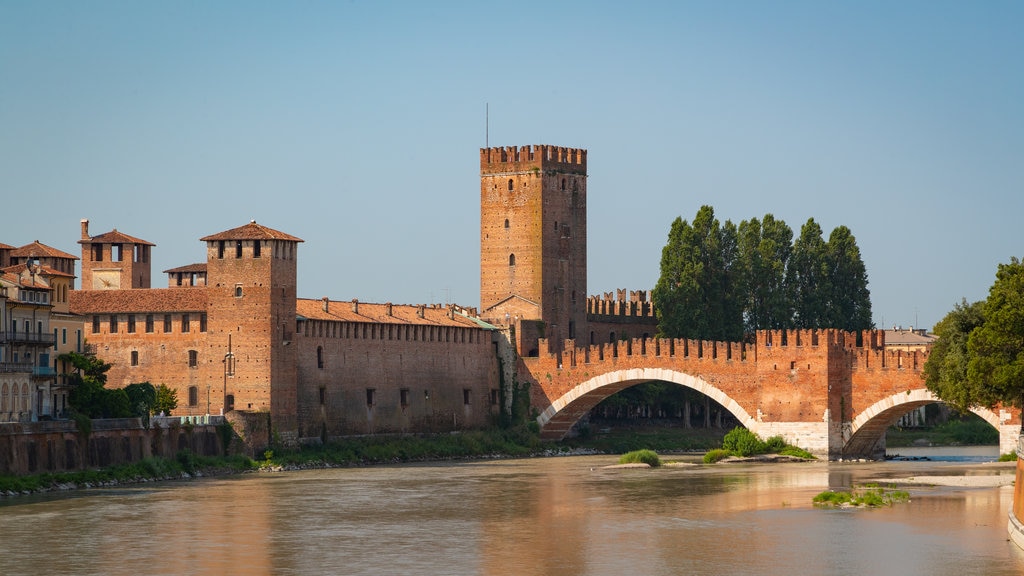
[200, 221, 303, 443]
[78, 219, 154, 290]
[480, 145, 587, 354]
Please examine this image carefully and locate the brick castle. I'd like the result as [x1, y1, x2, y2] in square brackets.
[63, 144, 658, 445]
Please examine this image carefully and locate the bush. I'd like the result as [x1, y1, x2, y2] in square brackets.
[619, 449, 661, 467]
[703, 448, 731, 463]
[999, 452, 1018, 462]
[723, 427, 766, 457]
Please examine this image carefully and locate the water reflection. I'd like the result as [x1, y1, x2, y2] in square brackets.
[1, 450, 1022, 576]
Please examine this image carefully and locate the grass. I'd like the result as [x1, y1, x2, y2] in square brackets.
[563, 425, 728, 454]
[618, 449, 661, 467]
[886, 415, 999, 447]
[813, 485, 910, 508]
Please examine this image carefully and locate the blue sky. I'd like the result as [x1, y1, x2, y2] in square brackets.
[2, 1, 1021, 331]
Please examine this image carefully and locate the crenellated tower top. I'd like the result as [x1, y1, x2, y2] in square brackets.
[480, 145, 587, 175]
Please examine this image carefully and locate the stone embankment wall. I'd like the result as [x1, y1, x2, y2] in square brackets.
[0, 418, 227, 476]
[1010, 435, 1024, 550]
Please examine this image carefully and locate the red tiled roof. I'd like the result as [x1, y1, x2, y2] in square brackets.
[0, 242, 14, 250]
[70, 288, 208, 314]
[78, 229, 154, 246]
[296, 298, 481, 328]
[1, 263, 75, 278]
[200, 221, 303, 243]
[163, 263, 207, 274]
[10, 241, 79, 260]
[0, 270, 49, 289]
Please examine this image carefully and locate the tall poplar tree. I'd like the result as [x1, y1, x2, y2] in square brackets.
[653, 206, 743, 341]
[737, 214, 793, 332]
[824, 225, 873, 331]
[788, 218, 829, 329]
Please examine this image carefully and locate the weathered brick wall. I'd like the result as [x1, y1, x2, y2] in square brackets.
[0, 418, 224, 476]
[294, 324, 500, 440]
[479, 145, 588, 355]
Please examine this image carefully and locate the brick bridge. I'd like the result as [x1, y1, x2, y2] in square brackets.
[518, 329, 1020, 459]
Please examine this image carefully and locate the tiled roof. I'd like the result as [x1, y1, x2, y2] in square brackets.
[78, 229, 154, 246]
[296, 298, 483, 328]
[1, 263, 75, 278]
[0, 270, 49, 289]
[163, 263, 207, 274]
[200, 221, 303, 243]
[10, 241, 79, 260]
[70, 288, 208, 314]
[884, 329, 936, 346]
[0, 242, 13, 250]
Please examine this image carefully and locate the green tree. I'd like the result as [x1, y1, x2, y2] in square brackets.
[124, 382, 157, 418]
[967, 258, 1024, 428]
[788, 219, 829, 329]
[924, 299, 986, 411]
[823, 226, 873, 331]
[61, 350, 131, 419]
[653, 206, 743, 341]
[737, 214, 793, 331]
[154, 384, 179, 416]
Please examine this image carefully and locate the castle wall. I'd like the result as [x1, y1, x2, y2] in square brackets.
[0, 418, 225, 476]
[293, 319, 499, 440]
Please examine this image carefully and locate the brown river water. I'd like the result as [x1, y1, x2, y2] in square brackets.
[1, 446, 1022, 575]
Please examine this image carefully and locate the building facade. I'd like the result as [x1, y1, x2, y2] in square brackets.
[53, 144, 654, 444]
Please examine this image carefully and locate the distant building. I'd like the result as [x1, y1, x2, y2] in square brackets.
[884, 326, 936, 353]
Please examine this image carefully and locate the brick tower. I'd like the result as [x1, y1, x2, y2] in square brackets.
[480, 145, 587, 354]
[78, 219, 153, 290]
[200, 221, 303, 443]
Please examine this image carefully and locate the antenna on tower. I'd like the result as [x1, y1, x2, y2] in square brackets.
[485, 103, 489, 148]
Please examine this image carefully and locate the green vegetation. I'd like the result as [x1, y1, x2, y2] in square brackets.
[653, 206, 872, 341]
[0, 452, 256, 494]
[885, 414, 999, 447]
[61, 351, 177, 421]
[618, 449, 661, 467]
[563, 425, 728, 454]
[999, 452, 1018, 462]
[704, 426, 815, 461]
[813, 485, 910, 508]
[925, 258, 1024, 429]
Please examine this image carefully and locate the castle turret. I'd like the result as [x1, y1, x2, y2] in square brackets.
[200, 220, 303, 443]
[77, 219, 153, 290]
[480, 145, 587, 354]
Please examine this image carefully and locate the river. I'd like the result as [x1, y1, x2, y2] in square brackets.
[1, 446, 1022, 575]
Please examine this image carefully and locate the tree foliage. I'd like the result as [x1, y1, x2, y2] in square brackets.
[154, 384, 179, 416]
[923, 299, 986, 412]
[654, 207, 872, 339]
[926, 258, 1024, 429]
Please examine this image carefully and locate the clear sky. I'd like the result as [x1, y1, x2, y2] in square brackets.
[2, 1, 1020, 331]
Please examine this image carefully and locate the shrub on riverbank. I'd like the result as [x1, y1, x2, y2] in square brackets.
[618, 449, 661, 467]
[706, 427, 815, 461]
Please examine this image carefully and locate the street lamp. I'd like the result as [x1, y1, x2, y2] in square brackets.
[222, 334, 235, 414]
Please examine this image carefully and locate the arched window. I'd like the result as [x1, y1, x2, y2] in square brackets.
[507, 179, 514, 191]
[188, 350, 198, 367]
[561, 178, 566, 190]
[317, 346, 324, 369]
[509, 254, 516, 266]
[188, 386, 199, 406]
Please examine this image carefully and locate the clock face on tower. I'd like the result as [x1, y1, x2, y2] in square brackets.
[93, 270, 120, 290]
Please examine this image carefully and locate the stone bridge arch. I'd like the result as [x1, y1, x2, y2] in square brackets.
[536, 367, 758, 440]
[844, 388, 1018, 458]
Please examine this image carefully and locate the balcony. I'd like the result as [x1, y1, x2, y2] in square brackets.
[0, 362, 32, 374]
[31, 365, 57, 378]
[0, 331, 57, 347]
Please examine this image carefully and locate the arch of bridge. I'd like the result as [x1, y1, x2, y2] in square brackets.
[536, 367, 757, 440]
[845, 388, 1003, 455]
